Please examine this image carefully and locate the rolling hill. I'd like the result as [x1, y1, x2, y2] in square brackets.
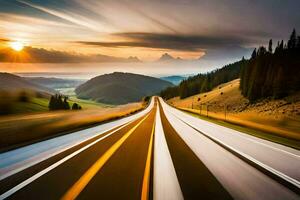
[75, 72, 173, 104]
[168, 79, 300, 141]
[25, 77, 84, 90]
[0, 73, 54, 94]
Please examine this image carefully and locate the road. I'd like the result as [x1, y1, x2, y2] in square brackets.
[0, 97, 299, 200]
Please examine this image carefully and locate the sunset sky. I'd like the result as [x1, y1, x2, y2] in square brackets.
[0, 0, 299, 75]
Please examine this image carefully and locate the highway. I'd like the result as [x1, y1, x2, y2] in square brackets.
[0, 97, 299, 200]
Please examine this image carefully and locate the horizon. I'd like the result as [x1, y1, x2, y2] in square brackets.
[1, 0, 299, 75]
[13, 71, 192, 80]
[0, 1, 299, 199]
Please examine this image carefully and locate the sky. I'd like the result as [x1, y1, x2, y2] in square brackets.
[0, 0, 299, 76]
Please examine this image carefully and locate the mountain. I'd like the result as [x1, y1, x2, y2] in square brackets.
[25, 77, 85, 89]
[127, 56, 141, 62]
[75, 72, 173, 104]
[0, 73, 55, 94]
[160, 76, 185, 85]
[158, 53, 175, 62]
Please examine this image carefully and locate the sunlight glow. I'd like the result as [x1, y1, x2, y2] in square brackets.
[10, 41, 24, 51]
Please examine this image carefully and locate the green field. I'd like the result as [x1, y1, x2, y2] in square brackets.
[12, 97, 49, 113]
[68, 96, 113, 109]
[57, 87, 113, 109]
[9, 95, 109, 115]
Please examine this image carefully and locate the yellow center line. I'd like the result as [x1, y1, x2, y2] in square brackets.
[141, 120, 155, 200]
[61, 113, 151, 200]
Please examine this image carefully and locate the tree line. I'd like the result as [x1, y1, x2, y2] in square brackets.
[160, 59, 248, 99]
[48, 94, 82, 110]
[240, 29, 300, 101]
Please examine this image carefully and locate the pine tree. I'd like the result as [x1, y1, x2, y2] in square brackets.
[63, 96, 70, 110]
[279, 40, 284, 51]
[297, 36, 300, 48]
[268, 39, 273, 53]
[287, 29, 297, 49]
[251, 48, 257, 59]
[48, 95, 55, 110]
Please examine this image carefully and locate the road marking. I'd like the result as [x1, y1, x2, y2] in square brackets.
[61, 113, 151, 200]
[0, 120, 136, 200]
[141, 122, 155, 200]
[153, 105, 183, 200]
[161, 101, 299, 199]
[162, 98, 300, 158]
[0, 97, 155, 181]
[167, 106, 300, 194]
[0, 124, 125, 181]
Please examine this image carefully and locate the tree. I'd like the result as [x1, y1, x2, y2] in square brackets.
[274, 41, 280, 53]
[268, 39, 273, 53]
[257, 46, 267, 56]
[48, 95, 56, 110]
[251, 48, 257, 59]
[18, 91, 29, 102]
[160, 59, 247, 99]
[240, 29, 300, 101]
[48, 94, 71, 110]
[63, 96, 70, 110]
[279, 40, 284, 51]
[297, 36, 300, 48]
[72, 103, 80, 110]
[287, 29, 297, 49]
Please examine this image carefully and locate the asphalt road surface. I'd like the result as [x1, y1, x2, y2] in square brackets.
[0, 97, 299, 200]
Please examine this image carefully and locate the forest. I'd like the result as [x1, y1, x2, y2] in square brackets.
[240, 29, 300, 101]
[160, 59, 248, 99]
[160, 29, 300, 102]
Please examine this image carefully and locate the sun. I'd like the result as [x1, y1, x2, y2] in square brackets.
[10, 41, 24, 51]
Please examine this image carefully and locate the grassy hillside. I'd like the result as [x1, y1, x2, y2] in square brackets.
[0, 73, 54, 94]
[0, 91, 107, 115]
[76, 72, 173, 104]
[11, 97, 49, 113]
[168, 79, 300, 142]
[160, 59, 247, 99]
[0, 101, 145, 151]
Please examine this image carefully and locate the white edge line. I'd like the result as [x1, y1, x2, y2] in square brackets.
[163, 101, 300, 189]
[165, 99, 300, 159]
[0, 98, 154, 181]
[153, 105, 184, 200]
[0, 121, 131, 200]
[0, 123, 123, 181]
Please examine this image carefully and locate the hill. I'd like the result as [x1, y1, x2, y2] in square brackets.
[168, 79, 300, 141]
[160, 76, 185, 85]
[25, 77, 84, 90]
[0, 73, 54, 94]
[160, 59, 247, 99]
[0, 73, 56, 115]
[75, 72, 173, 104]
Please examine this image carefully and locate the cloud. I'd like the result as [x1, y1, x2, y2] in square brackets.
[0, 46, 138, 63]
[76, 32, 253, 52]
[17, 0, 114, 33]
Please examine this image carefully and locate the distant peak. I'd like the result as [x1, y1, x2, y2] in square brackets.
[158, 53, 175, 62]
[127, 56, 141, 62]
